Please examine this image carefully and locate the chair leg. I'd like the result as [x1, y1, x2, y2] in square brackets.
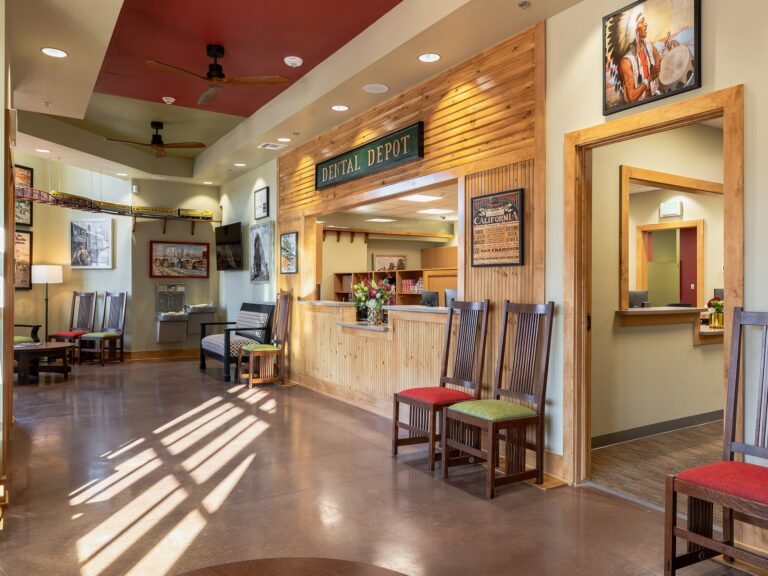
[120, 336, 124, 362]
[723, 507, 734, 562]
[664, 476, 677, 576]
[79, 341, 83, 365]
[441, 409, 449, 479]
[235, 349, 243, 383]
[224, 356, 231, 382]
[428, 408, 437, 472]
[392, 397, 400, 456]
[486, 423, 497, 499]
[200, 349, 206, 370]
[279, 352, 286, 386]
[247, 353, 255, 389]
[536, 421, 544, 484]
[100, 340, 105, 367]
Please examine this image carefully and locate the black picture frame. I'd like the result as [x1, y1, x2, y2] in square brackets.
[280, 231, 298, 275]
[14, 165, 34, 227]
[254, 186, 269, 220]
[14, 229, 33, 290]
[470, 189, 524, 268]
[602, 0, 701, 116]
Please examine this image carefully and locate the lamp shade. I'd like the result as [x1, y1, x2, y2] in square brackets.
[31, 264, 63, 284]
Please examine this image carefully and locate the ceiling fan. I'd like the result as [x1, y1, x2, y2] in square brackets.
[105, 121, 205, 158]
[146, 44, 291, 105]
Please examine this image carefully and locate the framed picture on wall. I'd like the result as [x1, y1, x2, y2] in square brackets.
[470, 189, 524, 267]
[373, 254, 407, 272]
[14, 229, 32, 290]
[150, 241, 210, 279]
[249, 222, 274, 284]
[254, 186, 269, 220]
[14, 165, 34, 226]
[603, 0, 701, 115]
[280, 232, 298, 275]
[71, 219, 113, 269]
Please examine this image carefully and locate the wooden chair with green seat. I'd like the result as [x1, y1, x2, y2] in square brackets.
[392, 299, 490, 472]
[79, 291, 127, 366]
[236, 291, 293, 387]
[442, 301, 554, 498]
[14, 324, 41, 344]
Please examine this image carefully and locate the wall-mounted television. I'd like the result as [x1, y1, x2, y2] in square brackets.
[215, 222, 243, 270]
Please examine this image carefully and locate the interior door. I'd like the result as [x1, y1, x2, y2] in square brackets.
[679, 227, 697, 306]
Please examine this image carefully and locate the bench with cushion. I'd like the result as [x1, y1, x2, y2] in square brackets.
[200, 302, 274, 381]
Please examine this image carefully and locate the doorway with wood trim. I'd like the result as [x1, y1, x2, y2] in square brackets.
[562, 86, 744, 489]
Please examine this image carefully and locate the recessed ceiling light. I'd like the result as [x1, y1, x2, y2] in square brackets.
[35, 148, 50, 154]
[277, 137, 291, 143]
[366, 218, 396, 222]
[518, 1, 531, 9]
[162, 96, 176, 105]
[401, 194, 441, 202]
[363, 83, 389, 94]
[331, 105, 349, 112]
[284, 55, 303, 68]
[418, 208, 454, 215]
[203, 181, 213, 185]
[234, 163, 247, 167]
[41, 47, 67, 58]
[418, 53, 441, 63]
[116, 172, 128, 177]
[317, 220, 326, 224]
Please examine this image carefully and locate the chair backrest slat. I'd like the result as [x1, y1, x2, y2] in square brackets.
[273, 291, 293, 345]
[72, 291, 97, 332]
[439, 299, 489, 398]
[725, 307, 768, 460]
[101, 291, 127, 333]
[494, 302, 555, 414]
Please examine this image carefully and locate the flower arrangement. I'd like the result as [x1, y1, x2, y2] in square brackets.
[707, 296, 724, 314]
[353, 275, 394, 310]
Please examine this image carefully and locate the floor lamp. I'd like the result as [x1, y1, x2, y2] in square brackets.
[31, 265, 63, 341]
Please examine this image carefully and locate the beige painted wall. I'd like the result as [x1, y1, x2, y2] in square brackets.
[218, 160, 277, 320]
[629, 188, 724, 300]
[546, 0, 768, 452]
[129, 179, 220, 352]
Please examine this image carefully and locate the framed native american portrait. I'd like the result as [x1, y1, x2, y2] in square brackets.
[603, 0, 701, 115]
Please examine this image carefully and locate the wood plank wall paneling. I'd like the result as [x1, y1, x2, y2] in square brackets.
[277, 26, 537, 219]
[465, 160, 537, 392]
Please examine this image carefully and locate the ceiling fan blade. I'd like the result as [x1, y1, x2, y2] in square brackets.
[105, 137, 152, 147]
[218, 75, 291, 86]
[146, 60, 208, 82]
[197, 85, 220, 104]
[161, 142, 206, 149]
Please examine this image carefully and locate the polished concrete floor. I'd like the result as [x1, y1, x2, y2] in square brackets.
[1, 360, 748, 576]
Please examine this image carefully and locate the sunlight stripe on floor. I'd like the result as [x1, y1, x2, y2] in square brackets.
[202, 453, 256, 514]
[153, 397, 223, 435]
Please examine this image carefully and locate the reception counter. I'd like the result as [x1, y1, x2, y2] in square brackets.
[291, 301, 450, 417]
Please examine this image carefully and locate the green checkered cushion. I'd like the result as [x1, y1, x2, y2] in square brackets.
[81, 332, 121, 340]
[448, 399, 536, 422]
[14, 335, 34, 344]
[241, 343, 281, 353]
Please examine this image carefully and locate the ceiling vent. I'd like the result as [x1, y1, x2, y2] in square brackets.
[257, 142, 287, 151]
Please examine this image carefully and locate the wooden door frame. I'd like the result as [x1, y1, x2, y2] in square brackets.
[635, 220, 704, 307]
[563, 85, 744, 484]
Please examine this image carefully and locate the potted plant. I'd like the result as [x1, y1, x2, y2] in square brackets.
[707, 296, 724, 329]
[353, 275, 393, 326]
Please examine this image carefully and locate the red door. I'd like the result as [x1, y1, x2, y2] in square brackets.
[679, 227, 697, 306]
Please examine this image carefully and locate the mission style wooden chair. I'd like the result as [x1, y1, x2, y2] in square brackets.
[392, 299, 490, 471]
[442, 301, 555, 499]
[665, 307, 768, 574]
[79, 291, 128, 366]
[49, 291, 97, 362]
[200, 302, 274, 381]
[14, 324, 41, 344]
[236, 291, 293, 387]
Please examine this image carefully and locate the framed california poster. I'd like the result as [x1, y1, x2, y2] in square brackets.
[150, 241, 209, 279]
[603, 0, 701, 115]
[253, 186, 269, 220]
[71, 219, 113, 269]
[14, 230, 32, 290]
[14, 165, 34, 226]
[249, 222, 273, 284]
[471, 189, 523, 267]
[280, 232, 298, 275]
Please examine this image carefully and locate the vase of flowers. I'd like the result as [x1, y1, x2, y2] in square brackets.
[353, 275, 393, 326]
[707, 296, 724, 329]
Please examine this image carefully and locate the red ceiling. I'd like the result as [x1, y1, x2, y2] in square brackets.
[96, 0, 403, 117]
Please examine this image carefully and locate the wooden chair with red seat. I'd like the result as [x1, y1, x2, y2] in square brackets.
[442, 301, 555, 499]
[48, 291, 97, 362]
[392, 299, 490, 472]
[665, 306, 768, 574]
